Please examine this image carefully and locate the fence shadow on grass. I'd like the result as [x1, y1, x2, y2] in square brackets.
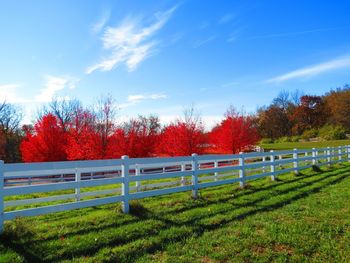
[2, 164, 350, 262]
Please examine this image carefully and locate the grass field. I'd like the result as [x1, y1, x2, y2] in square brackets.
[1, 162, 350, 262]
[260, 139, 350, 151]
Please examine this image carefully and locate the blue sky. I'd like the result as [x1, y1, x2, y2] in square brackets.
[1, 0, 350, 128]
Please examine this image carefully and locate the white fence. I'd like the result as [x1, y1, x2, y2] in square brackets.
[1, 145, 350, 233]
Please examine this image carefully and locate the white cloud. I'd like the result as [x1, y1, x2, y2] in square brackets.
[35, 75, 79, 103]
[192, 36, 216, 48]
[86, 6, 177, 74]
[127, 93, 167, 103]
[120, 93, 167, 108]
[227, 28, 242, 43]
[218, 14, 234, 24]
[158, 114, 222, 130]
[91, 10, 111, 34]
[0, 84, 29, 103]
[267, 55, 350, 83]
[248, 26, 345, 40]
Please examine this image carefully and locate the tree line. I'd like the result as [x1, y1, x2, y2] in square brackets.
[1, 85, 349, 163]
[11, 97, 258, 163]
[256, 85, 350, 141]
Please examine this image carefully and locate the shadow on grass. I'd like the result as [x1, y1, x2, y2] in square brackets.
[2, 164, 350, 262]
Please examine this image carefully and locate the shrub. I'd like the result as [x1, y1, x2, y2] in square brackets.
[260, 138, 274, 144]
[291, 136, 301, 142]
[276, 136, 292, 143]
[319, 124, 347, 140]
[301, 128, 319, 140]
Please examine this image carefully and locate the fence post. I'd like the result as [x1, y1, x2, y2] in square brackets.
[338, 146, 342, 162]
[270, 150, 275, 181]
[329, 147, 333, 164]
[312, 148, 316, 166]
[75, 168, 81, 202]
[327, 147, 331, 167]
[0, 160, 4, 234]
[181, 163, 186, 186]
[293, 148, 299, 174]
[278, 155, 282, 168]
[214, 161, 218, 181]
[238, 152, 245, 187]
[304, 151, 308, 165]
[191, 153, 199, 199]
[121, 155, 130, 213]
[348, 145, 350, 162]
[262, 156, 266, 173]
[135, 164, 141, 192]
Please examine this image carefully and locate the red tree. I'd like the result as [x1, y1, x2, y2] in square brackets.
[121, 116, 160, 157]
[20, 114, 67, 162]
[210, 111, 259, 154]
[158, 120, 207, 156]
[66, 109, 124, 160]
[290, 95, 328, 134]
[66, 110, 100, 160]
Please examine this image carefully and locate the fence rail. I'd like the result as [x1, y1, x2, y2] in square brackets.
[1, 145, 350, 233]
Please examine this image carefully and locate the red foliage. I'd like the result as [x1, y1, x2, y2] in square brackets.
[66, 111, 100, 160]
[66, 110, 122, 160]
[118, 116, 160, 158]
[20, 114, 67, 162]
[158, 120, 207, 156]
[66, 115, 161, 160]
[20, 110, 259, 162]
[290, 95, 327, 134]
[210, 114, 259, 154]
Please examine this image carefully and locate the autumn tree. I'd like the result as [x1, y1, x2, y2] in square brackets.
[21, 114, 67, 162]
[324, 86, 350, 130]
[290, 95, 328, 135]
[256, 106, 291, 139]
[65, 109, 102, 160]
[210, 107, 259, 153]
[256, 91, 301, 139]
[65, 97, 123, 160]
[158, 108, 207, 156]
[113, 115, 161, 158]
[91, 96, 118, 159]
[41, 97, 82, 132]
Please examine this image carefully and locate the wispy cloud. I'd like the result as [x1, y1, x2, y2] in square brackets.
[120, 93, 167, 108]
[35, 75, 79, 102]
[218, 14, 234, 25]
[267, 55, 350, 83]
[199, 21, 210, 30]
[86, 6, 178, 74]
[247, 26, 346, 40]
[91, 10, 111, 34]
[192, 35, 216, 48]
[0, 84, 29, 103]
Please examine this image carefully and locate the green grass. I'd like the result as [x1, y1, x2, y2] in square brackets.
[260, 139, 350, 150]
[1, 163, 350, 262]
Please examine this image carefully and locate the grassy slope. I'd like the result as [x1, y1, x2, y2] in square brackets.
[1, 163, 350, 262]
[260, 139, 350, 151]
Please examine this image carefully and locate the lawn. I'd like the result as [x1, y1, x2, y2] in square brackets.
[1, 163, 350, 262]
[260, 139, 350, 151]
